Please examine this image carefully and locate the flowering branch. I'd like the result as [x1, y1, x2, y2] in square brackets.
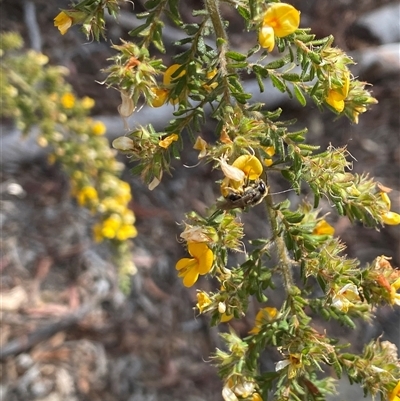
[50, 1, 400, 399]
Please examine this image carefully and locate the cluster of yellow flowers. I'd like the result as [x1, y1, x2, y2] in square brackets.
[72, 174, 137, 242]
[44, 89, 138, 244]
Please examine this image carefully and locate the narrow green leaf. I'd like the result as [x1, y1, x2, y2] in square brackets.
[293, 84, 306, 106]
[129, 24, 149, 37]
[226, 51, 247, 61]
[265, 58, 287, 69]
[269, 74, 286, 92]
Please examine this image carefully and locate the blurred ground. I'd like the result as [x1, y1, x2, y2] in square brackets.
[1, 1, 399, 400]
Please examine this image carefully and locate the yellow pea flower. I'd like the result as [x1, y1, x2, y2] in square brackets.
[263, 146, 275, 167]
[61, 93, 76, 109]
[193, 136, 208, 159]
[150, 87, 169, 107]
[259, 3, 300, 52]
[175, 242, 214, 287]
[101, 215, 122, 239]
[54, 11, 73, 35]
[81, 96, 95, 109]
[163, 64, 186, 104]
[390, 278, 400, 306]
[232, 155, 263, 180]
[76, 186, 98, 206]
[249, 307, 278, 334]
[163, 64, 186, 85]
[313, 219, 335, 236]
[325, 70, 350, 112]
[220, 312, 234, 322]
[389, 381, 400, 401]
[331, 283, 360, 312]
[220, 155, 263, 197]
[159, 133, 178, 149]
[91, 121, 106, 136]
[196, 291, 212, 313]
[203, 69, 218, 91]
[380, 192, 400, 225]
[116, 224, 137, 240]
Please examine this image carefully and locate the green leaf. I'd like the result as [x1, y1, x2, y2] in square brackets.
[284, 212, 305, 224]
[265, 58, 287, 69]
[236, 6, 250, 20]
[252, 64, 269, 78]
[182, 23, 199, 35]
[226, 51, 247, 61]
[293, 84, 306, 106]
[281, 73, 301, 82]
[129, 24, 149, 37]
[255, 72, 264, 92]
[231, 92, 252, 104]
[269, 74, 286, 92]
[227, 62, 248, 69]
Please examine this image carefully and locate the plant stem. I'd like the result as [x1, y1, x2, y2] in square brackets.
[204, 0, 228, 74]
[263, 172, 294, 292]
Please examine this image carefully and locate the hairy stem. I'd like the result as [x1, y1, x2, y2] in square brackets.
[204, 0, 228, 74]
[263, 172, 294, 292]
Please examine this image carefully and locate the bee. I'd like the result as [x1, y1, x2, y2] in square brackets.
[218, 179, 268, 210]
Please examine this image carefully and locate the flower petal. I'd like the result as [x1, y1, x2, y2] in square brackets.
[382, 211, 400, 225]
[176, 257, 195, 271]
[232, 155, 263, 180]
[259, 25, 275, 51]
[182, 268, 200, 287]
[264, 3, 300, 38]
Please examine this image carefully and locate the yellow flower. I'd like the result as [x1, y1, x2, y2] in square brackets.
[150, 87, 169, 107]
[263, 146, 275, 167]
[54, 11, 73, 35]
[116, 224, 137, 240]
[91, 121, 106, 136]
[259, 3, 300, 51]
[389, 381, 400, 401]
[81, 96, 95, 109]
[325, 70, 350, 112]
[203, 69, 218, 91]
[232, 155, 263, 180]
[176, 242, 214, 287]
[163, 64, 186, 85]
[220, 155, 263, 197]
[100, 215, 122, 239]
[159, 133, 178, 149]
[220, 312, 234, 322]
[249, 307, 278, 334]
[61, 93, 76, 109]
[163, 64, 186, 104]
[252, 394, 262, 401]
[390, 278, 400, 306]
[196, 291, 212, 313]
[313, 219, 335, 236]
[76, 186, 98, 206]
[380, 192, 400, 225]
[382, 212, 400, 225]
[193, 136, 208, 158]
[352, 105, 367, 124]
[276, 354, 302, 379]
[331, 283, 360, 312]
